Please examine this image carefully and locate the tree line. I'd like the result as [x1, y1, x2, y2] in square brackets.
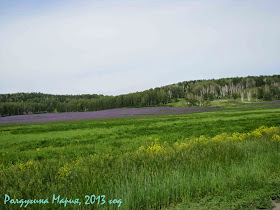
[0, 75, 279, 116]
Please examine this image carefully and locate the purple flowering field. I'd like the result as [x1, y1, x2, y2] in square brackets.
[0, 106, 221, 125]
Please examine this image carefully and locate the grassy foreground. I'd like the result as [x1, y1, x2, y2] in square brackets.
[0, 108, 280, 209]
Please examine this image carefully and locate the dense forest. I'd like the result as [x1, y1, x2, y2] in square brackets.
[0, 75, 279, 116]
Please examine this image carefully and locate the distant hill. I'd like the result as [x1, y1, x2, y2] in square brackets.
[0, 75, 279, 116]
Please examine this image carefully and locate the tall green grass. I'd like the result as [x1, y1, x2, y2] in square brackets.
[1, 109, 280, 209]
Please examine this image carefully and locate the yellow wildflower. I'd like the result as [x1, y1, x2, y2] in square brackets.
[272, 135, 280, 142]
[57, 163, 71, 179]
[195, 135, 208, 143]
[212, 133, 228, 142]
[178, 143, 189, 150]
[18, 161, 38, 171]
[146, 142, 164, 154]
[138, 146, 145, 152]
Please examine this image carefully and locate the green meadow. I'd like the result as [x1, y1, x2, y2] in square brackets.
[1, 106, 280, 209]
[167, 98, 279, 109]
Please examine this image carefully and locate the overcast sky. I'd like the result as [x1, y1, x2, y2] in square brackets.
[0, 0, 279, 95]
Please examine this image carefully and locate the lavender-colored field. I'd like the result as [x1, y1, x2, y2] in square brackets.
[258, 100, 280, 104]
[0, 107, 221, 125]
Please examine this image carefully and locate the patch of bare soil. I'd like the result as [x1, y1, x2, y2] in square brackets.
[272, 200, 280, 210]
